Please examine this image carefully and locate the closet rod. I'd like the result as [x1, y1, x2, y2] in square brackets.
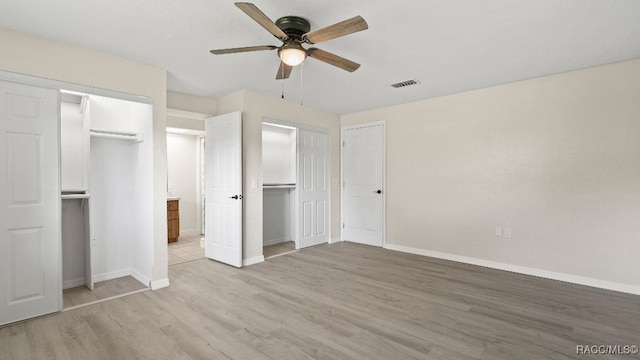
[90, 129, 143, 142]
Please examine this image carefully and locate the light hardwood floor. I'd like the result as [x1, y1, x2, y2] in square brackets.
[1, 242, 638, 359]
[63, 276, 148, 309]
[263, 241, 296, 258]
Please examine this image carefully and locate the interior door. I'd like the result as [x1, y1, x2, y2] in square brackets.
[0, 81, 61, 325]
[342, 123, 385, 247]
[204, 112, 242, 267]
[84, 198, 94, 290]
[297, 129, 329, 249]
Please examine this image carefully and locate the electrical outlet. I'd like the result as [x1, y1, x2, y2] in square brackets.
[504, 227, 512, 238]
[495, 227, 503, 237]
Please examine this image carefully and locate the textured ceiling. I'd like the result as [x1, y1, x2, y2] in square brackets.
[1, 0, 639, 114]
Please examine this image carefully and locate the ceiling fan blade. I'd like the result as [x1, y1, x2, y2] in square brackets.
[303, 16, 368, 44]
[307, 48, 361, 72]
[276, 62, 293, 80]
[210, 45, 277, 55]
[235, 2, 288, 40]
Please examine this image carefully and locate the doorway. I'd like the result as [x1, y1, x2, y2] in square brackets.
[341, 122, 386, 247]
[166, 126, 206, 265]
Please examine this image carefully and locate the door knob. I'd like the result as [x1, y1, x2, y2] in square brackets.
[374, 190, 382, 194]
[229, 195, 243, 200]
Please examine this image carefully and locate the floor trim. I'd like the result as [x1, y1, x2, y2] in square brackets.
[384, 243, 640, 296]
[62, 288, 151, 312]
[243, 255, 265, 267]
[151, 278, 170, 290]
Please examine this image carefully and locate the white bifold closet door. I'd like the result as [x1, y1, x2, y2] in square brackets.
[297, 129, 329, 249]
[0, 81, 61, 326]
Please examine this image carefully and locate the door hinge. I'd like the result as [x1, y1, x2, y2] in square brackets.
[342, 223, 345, 229]
[342, 140, 345, 147]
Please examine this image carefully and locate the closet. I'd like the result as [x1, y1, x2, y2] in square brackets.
[262, 120, 330, 252]
[263, 122, 297, 248]
[60, 92, 153, 293]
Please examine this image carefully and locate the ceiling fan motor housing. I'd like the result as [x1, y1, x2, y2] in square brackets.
[276, 16, 311, 39]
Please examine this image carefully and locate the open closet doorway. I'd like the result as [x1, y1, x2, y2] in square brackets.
[262, 119, 330, 259]
[60, 91, 154, 310]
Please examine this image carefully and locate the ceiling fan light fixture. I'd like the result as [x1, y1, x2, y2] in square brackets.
[279, 43, 306, 66]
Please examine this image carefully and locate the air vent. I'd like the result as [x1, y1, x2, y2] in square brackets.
[390, 79, 420, 88]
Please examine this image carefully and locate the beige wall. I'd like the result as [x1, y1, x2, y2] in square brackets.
[342, 58, 640, 289]
[166, 91, 217, 130]
[0, 26, 169, 286]
[218, 90, 341, 262]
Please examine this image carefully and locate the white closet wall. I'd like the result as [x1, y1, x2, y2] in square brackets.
[61, 199, 89, 289]
[89, 95, 153, 284]
[61, 101, 89, 191]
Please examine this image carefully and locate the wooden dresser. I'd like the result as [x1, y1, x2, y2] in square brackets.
[167, 199, 180, 243]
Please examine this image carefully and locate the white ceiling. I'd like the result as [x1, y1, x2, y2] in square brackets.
[1, 0, 639, 114]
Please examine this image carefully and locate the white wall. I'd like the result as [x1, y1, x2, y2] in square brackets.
[61, 199, 86, 288]
[61, 101, 85, 191]
[90, 137, 136, 280]
[0, 26, 169, 288]
[87, 95, 154, 284]
[167, 133, 200, 236]
[341, 58, 640, 292]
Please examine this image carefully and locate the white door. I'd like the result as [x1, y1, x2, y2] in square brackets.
[84, 198, 94, 290]
[204, 112, 242, 267]
[298, 129, 329, 249]
[0, 81, 61, 325]
[342, 123, 385, 247]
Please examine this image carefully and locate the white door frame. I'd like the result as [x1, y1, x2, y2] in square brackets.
[340, 121, 386, 247]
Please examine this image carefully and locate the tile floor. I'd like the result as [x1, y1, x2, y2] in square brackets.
[168, 234, 205, 265]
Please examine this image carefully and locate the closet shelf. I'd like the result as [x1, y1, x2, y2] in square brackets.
[90, 129, 143, 142]
[61, 193, 91, 200]
[263, 183, 296, 189]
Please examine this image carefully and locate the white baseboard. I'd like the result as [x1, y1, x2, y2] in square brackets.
[329, 236, 342, 244]
[151, 278, 170, 290]
[63, 277, 86, 290]
[92, 269, 133, 283]
[93, 268, 150, 288]
[129, 269, 151, 288]
[243, 255, 265, 266]
[263, 237, 291, 246]
[384, 243, 640, 296]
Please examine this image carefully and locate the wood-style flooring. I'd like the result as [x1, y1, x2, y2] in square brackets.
[1, 242, 639, 359]
[63, 276, 148, 309]
[263, 241, 296, 258]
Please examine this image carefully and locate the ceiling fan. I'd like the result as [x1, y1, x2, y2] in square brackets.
[210, 2, 368, 80]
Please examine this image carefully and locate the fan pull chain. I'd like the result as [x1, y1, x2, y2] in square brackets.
[281, 64, 285, 99]
[300, 62, 304, 106]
